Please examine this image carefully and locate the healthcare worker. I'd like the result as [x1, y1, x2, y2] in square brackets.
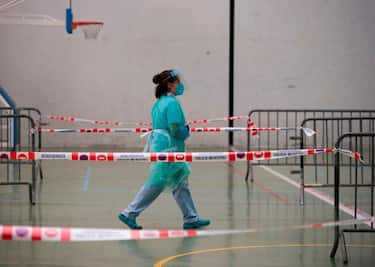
[118, 69, 210, 230]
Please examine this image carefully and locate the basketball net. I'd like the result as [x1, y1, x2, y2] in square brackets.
[72, 22, 103, 39]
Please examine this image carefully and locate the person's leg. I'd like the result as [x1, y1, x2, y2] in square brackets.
[122, 184, 164, 218]
[172, 180, 199, 223]
[173, 180, 210, 229]
[119, 184, 164, 229]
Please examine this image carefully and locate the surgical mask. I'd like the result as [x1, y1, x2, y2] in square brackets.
[175, 83, 185, 96]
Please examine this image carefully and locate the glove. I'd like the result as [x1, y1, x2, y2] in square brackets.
[176, 124, 190, 141]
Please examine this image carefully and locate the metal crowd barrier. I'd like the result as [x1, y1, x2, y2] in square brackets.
[0, 108, 16, 181]
[330, 133, 374, 264]
[0, 113, 38, 204]
[245, 109, 375, 182]
[0, 108, 14, 148]
[17, 107, 44, 180]
[298, 117, 375, 204]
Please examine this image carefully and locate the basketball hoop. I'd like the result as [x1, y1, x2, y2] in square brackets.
[65, 3, 104, 40]
[72, 21, 103, 39]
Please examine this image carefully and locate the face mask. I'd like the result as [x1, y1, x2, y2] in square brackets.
[175, 83, 185, 96]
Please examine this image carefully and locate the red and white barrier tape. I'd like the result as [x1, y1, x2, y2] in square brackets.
[190, 127, 315, 136]
[1, 218, 373, 242]
[38, 127, 315, 137]
[46, 115, 149, 126]
[186, 115, 254, 125]
[39, 127, 152, 133]
[0, 148, 363, 162]
[45, 115, 254, 127]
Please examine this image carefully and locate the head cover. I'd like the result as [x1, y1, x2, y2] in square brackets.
[170, 69, 180, 78]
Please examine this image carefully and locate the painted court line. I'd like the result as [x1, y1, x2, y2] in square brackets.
[228, 147, 289, 205]
[260, 165, 372, 227]
[228, 164, 290, 206]
[153, 243, 375, 267]
[82, 166, 91, 192]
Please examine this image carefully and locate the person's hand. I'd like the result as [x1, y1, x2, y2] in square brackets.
[185, 125, 190, 140]
[176, 124, 190, 141]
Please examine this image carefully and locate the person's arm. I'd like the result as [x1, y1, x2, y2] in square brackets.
[167, 99, 190, 141]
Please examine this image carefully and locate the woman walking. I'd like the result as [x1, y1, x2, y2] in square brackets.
[118, 69, 210, 230]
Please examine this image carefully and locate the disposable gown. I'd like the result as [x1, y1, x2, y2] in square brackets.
[144, 95, 191, 190]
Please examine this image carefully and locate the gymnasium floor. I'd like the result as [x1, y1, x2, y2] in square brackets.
[0, 153, 374, 267]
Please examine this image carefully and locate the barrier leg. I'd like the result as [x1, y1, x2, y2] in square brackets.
[330, 226, 340, 258]
[340, 230, 349, 264]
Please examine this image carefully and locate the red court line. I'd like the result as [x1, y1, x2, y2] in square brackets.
[228, 164, 290, 206]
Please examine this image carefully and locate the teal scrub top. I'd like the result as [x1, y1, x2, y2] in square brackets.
[150, 95, 186, 152]
[145, 95, 190, 190]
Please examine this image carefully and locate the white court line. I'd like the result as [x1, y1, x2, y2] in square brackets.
[259, 165, 372, 227]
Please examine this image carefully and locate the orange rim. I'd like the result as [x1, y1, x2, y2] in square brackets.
[72, 21, 104, 29]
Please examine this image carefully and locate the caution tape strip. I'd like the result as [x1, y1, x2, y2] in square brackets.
[0, 148, 363, 162]
[45, 115, 254, 127]
[186, 115, 254, 126]
[1, 218, 373, 242]
[38, 127, 315, 137]
[0, 148, 335, 162]
[45, 115, 146, 126]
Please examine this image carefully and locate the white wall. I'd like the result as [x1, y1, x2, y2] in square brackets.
[0, 0, 374, 148]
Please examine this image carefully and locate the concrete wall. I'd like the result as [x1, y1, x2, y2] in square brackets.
[0, 0, 374, 148]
